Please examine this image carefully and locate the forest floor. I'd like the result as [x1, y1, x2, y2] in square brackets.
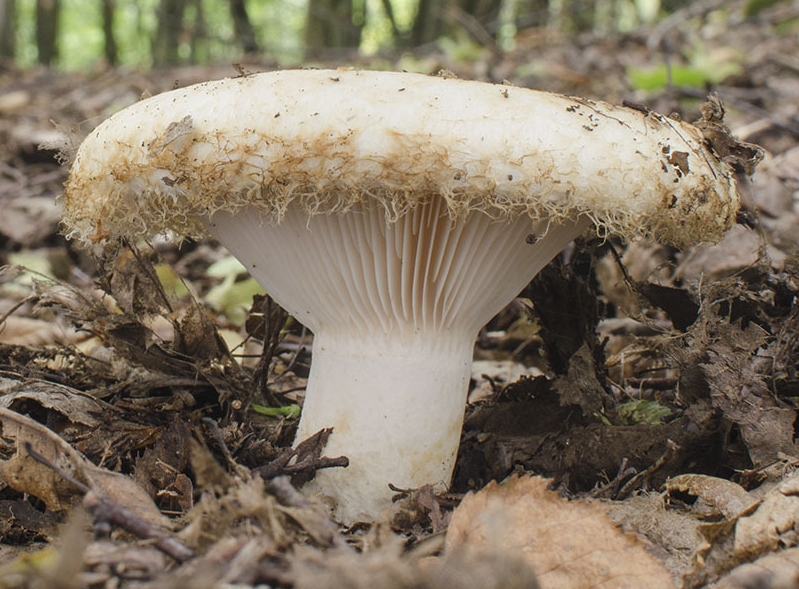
[2, 2, 799, 588]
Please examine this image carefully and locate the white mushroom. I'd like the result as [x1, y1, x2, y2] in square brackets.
[62, 69, 739, 523]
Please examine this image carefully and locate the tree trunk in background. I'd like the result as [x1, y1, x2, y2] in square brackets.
[188, 0, 208, 64]
[460, 0, 503, 31]
[35, 0, 59, 66]
[229, 0, 258, 54]
[152, 0, 187, 65]
[515, 0, 550, 29]
[304, 0, 362, 58]
[409, 0, 502, 47]
[0, 0, 15, 60]
[102, 0, 118, 66]
[661, 0, 692, 12]
[566, 0, 595, 31]
[379, 0, 401, 40]
[410, 0, 446, 46]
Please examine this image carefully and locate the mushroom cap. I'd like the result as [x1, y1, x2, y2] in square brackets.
[62, 69, 738, 248]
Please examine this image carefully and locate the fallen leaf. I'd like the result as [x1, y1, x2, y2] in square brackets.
[665, 474, 757, 519]
[734, 474, 799, 562]
[0, 408, 166, 528]
[685, 471, 799, 587]
[0, 375, 109, 428]
[0, 407, 92, 510]
[0, 316, 73, 346]
[288, 534, 539, 589]
[713, 545, 799, 588]
[445, 475, 676, 589]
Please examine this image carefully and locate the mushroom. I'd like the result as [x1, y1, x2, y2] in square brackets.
[62, 69, 739, 523]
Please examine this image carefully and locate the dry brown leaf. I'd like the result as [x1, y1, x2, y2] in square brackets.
[665, 474, 757, 520]
[0, 375, 109, 428]
[604, 491, 701, 578]
[179, 476, 280, 551]
[685, 472, 799, 587]
[288, 534, 539, 589]
[734, 474, 799, 562]
[0, 408, 166, 527]
[445, 475, 676, 589]
[739, 407, 799, 467]
[713, 545, 799, 589]
[0, 316, 80, 346]
[0, 407, 92, 509]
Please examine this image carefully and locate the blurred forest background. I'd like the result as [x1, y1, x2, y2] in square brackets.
[0, 0, 781, 71]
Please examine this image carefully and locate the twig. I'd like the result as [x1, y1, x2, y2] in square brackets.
[616, 439, 681, 499]
[23, 442, 91, 494]
[590, 457, 638, 499]
[0, 294, 38, 329]
[253, 428, 348, 487]
[122, 239, 175, 314]
[24, 442, 194, 563]
[202, 416, 236, 467]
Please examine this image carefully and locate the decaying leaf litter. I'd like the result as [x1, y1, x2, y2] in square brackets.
[2, 3, 799, 587]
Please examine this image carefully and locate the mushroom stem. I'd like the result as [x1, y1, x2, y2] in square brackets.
[207, 199, 590, 522]
[296, 330, 474, 522]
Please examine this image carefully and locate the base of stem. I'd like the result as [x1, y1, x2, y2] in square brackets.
[295, 331, 474, 523]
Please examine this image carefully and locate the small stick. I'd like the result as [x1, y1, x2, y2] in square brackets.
[202, 416, 236, 467]
[24, 442, 194, 563]
[616, 439, 681, 499]
[253, 428, 348, 484]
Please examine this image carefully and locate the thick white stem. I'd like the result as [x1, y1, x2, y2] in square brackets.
[296, 330, 473, 523]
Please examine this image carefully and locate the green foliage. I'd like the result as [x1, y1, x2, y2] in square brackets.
[626, 44, 742, 91]
[154, 263, 191, 299]
[617, 399, 671, 426]
[204, 256, 265, 326]
[251, 402, 301, 418]
[60, 0, 104, 69]
[13, 0, 38, 66]
[627, 64, 708, 91]
[7, 0, 752, 71]
[774, 16, 799, 34]
[0, 255, 55, 296]
[13, 0, 309, 70]
[743, 0, 787, 18]
[437, 32, 491, 64]
[360, 0, 396, 54]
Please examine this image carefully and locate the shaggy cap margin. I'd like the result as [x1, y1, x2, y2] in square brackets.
[62, 69, 740, 249]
